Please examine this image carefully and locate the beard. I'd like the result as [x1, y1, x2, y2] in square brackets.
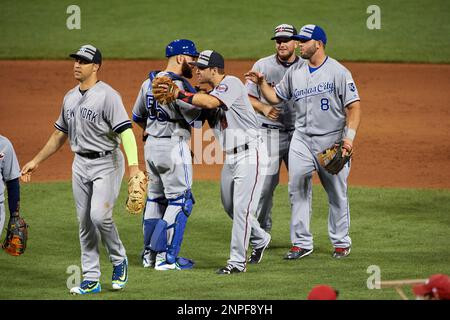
[181, 61, 193, 79]
[277, 49, 295, 61]
[300, 45, 317, 60]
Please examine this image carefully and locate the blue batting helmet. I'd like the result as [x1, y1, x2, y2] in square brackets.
[165, 39, 199, 58]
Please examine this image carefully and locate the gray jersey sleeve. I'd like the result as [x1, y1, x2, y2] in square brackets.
[132, 80, 149, 123]
[339, 69, 360, 107]
[103, 89, 132, 133]
[55, 94, 70, 134]
[0, 136, 21, 203]
[210, 77, 241, 109]
[274, 68, 293, 101]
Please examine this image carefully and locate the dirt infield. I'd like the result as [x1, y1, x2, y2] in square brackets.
[1, 60, 449, 189]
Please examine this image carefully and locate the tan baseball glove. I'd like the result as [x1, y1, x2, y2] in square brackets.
[152, 76, 179, 105]
[126, 171, 148, 215]
[318, 141, 353, 175]
[2, 212, 28, 256]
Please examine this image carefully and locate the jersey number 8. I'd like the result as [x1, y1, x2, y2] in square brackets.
[320, 98, 330, 111]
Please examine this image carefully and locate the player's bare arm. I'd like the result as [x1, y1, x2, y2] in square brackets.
[248, 96, 280, 121]
[20, 129, 68, 182]
[342, 101, 361, 156]
[244, 71, 281, 105]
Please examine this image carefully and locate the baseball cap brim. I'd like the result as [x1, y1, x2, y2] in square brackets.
[188, 61, 208, 68]
[271, 36, 295, 40]
[292, 35, 312, 41]
[69, 54, 93, 63]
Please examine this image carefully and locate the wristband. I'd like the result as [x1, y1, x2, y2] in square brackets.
[345, 128, 356, 141]
[178, 91, 194, 104]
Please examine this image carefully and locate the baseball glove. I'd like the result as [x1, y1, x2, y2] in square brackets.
[152, 76, 179, 105]
[2, 213, 28, 256]
[318, 141, 353, 175]
[126, 171, 148, 215]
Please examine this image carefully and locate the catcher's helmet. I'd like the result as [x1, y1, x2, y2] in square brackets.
[165, 39, 199, 58]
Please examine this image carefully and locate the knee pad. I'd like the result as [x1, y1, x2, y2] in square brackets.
[168, 189, 195, 217]
[144, 196, 168, 219]
[149, 219, 168, 253]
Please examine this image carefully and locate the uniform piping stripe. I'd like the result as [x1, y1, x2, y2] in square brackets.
[54, 123, 68, 133]
[179, 139, 190, 187]
[113, 120, 132, 131]
[243, 149, 259, 269]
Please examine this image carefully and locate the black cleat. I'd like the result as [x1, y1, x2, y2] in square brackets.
[284, 246, 313, 260]
[332, 247, 351, 259]
[216, 264, 246, 275]
[248, 236, 271, 264]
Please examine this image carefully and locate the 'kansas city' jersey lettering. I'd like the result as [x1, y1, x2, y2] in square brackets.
[275, 56, 360, 136]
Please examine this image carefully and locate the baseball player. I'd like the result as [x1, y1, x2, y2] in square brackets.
[21, 44, 143, 294]
[154, 50, 271, 274]
[245, 25, 361, 260]
[132, 39, 201, 271]
[0, 135, 21, 240]
[245, 23, 302, 235]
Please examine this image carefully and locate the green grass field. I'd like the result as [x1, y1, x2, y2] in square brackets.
[1, 181, 449, 300]
[1, 0, 449, 62]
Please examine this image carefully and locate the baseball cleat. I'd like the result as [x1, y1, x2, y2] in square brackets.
[332, 247, 351, 259]
[70, 280, 101, 295]
[154, 257, 195, 271]
[248, 234, 271, 264]
[112, 258, 128, 290]
[142, 249, 156, 268]
[216, 264, 246, 275]
[284, 246, 313, 260]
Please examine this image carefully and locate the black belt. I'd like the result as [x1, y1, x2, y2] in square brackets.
[227, 143, 249, 154]
[77, 150, 112, 159]
[261, 123, 295, 132]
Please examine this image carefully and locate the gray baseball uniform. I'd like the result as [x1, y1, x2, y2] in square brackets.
[246, 54, 302, 231]
[0, 135, 21, 236]
[132, 71, 201, 266]
[55, 81, 131, 281]
[275, 56, 360, 249]
[210, 75, 270, 271]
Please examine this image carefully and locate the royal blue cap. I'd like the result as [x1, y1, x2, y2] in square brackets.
[293, 24, 327, 44]
[165, 39, 199, 58]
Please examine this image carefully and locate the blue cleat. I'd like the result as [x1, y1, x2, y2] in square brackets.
[112, 258, 128, 290]
[70, 280, 101, 295]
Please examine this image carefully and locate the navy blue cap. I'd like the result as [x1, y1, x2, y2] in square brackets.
[70, 44, 102, 64]
[270, 24, 298, 40]
[189, 50, 224, 69]
[293, 24, 327, 44]
[165, 39, 199, 58]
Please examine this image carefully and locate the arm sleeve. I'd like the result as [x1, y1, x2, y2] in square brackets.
[209, 77, 241, 110]
[132, 81, 149, 123]
[340, 70, 360, 108]
[120, 128, 138, 166]
[104, 90, 133, 133]
[274, 68, 293, 101]
[6, 178, 20, 215]
[54, 97, 69, 133]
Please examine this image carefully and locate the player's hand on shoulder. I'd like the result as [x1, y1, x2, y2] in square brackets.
[244, 70, 265, 85]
